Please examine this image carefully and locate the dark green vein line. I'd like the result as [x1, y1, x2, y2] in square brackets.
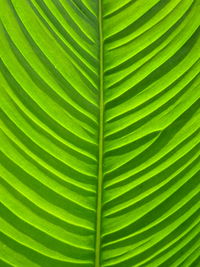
[95, 0, 104, 266]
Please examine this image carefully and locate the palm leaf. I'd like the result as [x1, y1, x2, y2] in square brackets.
[0, 0, 200, 266]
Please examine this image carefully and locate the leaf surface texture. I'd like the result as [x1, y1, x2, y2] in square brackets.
[0, 0, 200, 266]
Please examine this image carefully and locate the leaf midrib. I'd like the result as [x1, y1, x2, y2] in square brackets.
[95, 0, 104, 266]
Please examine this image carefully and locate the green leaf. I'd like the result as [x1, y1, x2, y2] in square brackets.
[0, 0, 200, 266]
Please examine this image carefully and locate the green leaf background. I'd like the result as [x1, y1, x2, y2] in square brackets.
[0, 0, 200, 266]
